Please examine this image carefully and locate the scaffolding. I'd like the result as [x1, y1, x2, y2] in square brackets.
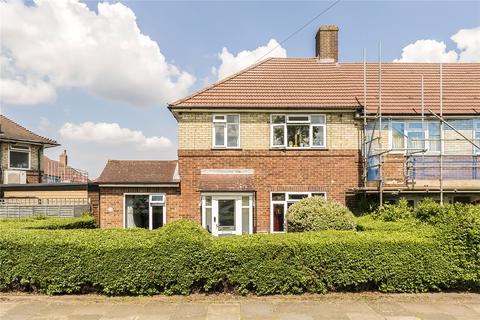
[361, 60, 480, 206]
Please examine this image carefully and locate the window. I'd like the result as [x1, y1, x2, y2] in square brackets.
[124, 194, 166, 230]
[270, 192, 326, 233]
[271, 114, 326, 149]
[390, 121, 441, 153]
[213, 114, 240, 148]
[474, 121, 480, 154]
[9, 145, 30, 169]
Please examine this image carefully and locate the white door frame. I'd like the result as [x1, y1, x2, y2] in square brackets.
[212, 195, 242, 236]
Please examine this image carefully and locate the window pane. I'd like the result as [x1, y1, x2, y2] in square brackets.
[242, 207, 249, 234]
[272, 125, 285, 146]
[205, 207, 212, 233]
[214, 123, 225, 146]
[287, 125, 309, 148]
[311, 193, 325, 198]
[218, 199, 235, 231]
[408, 131, 425, 150]
[125, 195, 149, 229]
[272, 193, 285, 201]
[9, 151, 29, 169]
[272, 115, 285, 124]
[213, 115, 226, 122]
[392, 122, 405, 150]
[205, 196, 212, 206]
[150, 195, 164, 202]
[227, 115, 239, 123]
[152, 205, 164, 229]
[273, 203, 285, 232]
[227, 123, 239, 147]
[242, 196, 249, 207]
[288, 115, 309, 123]
[312, 125, 324, 147]
[428, 122, 440, 152]
[288, 193, 309, 200]
[311, 115, 325, 124]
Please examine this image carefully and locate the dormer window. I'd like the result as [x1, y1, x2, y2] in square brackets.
[213, 114, 240, 148]
[271, 114, 326, 149]
[9, 144, 31, 170]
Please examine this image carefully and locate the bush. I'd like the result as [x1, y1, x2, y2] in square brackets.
[414, 198, 442, 222]
[0, 216, 96, 230]
[373, 198, 414, 222]
[0, 218, 467, 295]
[286, 197, 356, 232]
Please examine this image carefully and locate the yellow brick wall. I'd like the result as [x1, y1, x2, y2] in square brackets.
[177, 112, 360, 150]
[3, 190, 88, 199]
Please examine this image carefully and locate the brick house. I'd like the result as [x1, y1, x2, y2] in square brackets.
[98, 25, 480, 235]
[0, 115, 59, 184]
[96, 160, 180, 228]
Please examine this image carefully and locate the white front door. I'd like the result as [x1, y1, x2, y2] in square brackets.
[212, 196, 242, 236]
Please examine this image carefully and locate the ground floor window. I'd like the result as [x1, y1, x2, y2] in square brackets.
[124, 194, 166, 230]
[270, 192, 326, 233]
[201, 193, 253, 236]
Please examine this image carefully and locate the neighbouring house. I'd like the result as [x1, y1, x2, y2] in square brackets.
[0, 115, 96, 219]
[97, 25, 480, 235]
[95, 160, 180, 228]
[0, 114, 59, 184]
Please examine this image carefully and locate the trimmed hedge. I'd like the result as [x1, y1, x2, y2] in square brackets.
[286, 197, 356, 232]
[0, 218, 471, 295]
[0, 216, 96, 230]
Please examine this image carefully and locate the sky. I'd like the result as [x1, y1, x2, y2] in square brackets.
[1, 0, 479, 178]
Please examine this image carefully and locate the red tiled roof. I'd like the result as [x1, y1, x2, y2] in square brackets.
[0, 115, 58, 146]
[96, 160, 179, 184]
[43, 156, 88, 183]
[198, 174, 255, 192]
[170, 58, 480, 115]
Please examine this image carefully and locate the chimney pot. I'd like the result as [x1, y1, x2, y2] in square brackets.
[315, 25, 339, 62]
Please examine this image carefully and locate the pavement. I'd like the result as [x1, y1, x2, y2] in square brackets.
[0, 293, 479, 320]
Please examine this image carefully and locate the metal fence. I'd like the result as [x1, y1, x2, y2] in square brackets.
[0, 198, 90, 219]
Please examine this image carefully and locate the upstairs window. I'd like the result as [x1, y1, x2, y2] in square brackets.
[271, 114, 326, 149]
[9, 145, 30, 169]
[213, 114, 240, 148]
[474, 122, 480, 154]
[390, 121, 439, 153]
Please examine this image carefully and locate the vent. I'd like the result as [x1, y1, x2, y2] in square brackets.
[4, 170, 27, 184]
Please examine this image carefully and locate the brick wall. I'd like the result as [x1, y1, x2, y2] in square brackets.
[177, 149, 361, 233]
[99, 186, 181, 228]
[177, 112, 360, 150]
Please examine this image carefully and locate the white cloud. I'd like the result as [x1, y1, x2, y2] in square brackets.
[214, 39, 287, 80]
[0, 0, 195, 106]
[394, 27, 480, 63]
[38, 117, 51, 131]
[59, 122, 172, 151]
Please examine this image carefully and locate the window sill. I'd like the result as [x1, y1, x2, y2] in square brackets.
[211, 148, 242, 151]
[7, 168, 30, 171]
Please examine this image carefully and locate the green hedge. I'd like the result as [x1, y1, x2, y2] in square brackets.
[0, 216, 96, 230]
[0, 218, 471, 295]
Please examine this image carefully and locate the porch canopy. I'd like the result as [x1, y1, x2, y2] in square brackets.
[198, 169, 255, 192]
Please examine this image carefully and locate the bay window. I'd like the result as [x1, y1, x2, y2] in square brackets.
[213, 114, 240, 148]
[9, 145, 30, 169]
[271, 114, 326, 149]
[270, 192, 326, 233]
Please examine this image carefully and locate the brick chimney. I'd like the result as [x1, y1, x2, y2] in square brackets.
[315, 25, 339, 62]
[59, 150, 68, 167]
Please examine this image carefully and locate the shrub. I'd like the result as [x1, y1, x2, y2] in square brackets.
[373, 198, 414, 222]
[286, 197, 356, 232]
[414, 198, 442, 222]
[0, 216, 96, 230]
[0, 218, 476, 295]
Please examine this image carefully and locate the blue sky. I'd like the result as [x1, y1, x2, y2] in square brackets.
[1, 0, 479, 177]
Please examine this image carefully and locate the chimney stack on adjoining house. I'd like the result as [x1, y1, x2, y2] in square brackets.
[315, 25, 339, 63]
[59, 150, 68, 167]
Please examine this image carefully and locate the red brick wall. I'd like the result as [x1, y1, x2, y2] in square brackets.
[177, 149, 361, 233]
[99, 186, 181, 228]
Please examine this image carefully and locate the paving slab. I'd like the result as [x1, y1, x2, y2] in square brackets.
[0, 293, 479, 320]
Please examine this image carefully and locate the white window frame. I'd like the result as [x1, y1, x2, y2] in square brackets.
[8, 144, 31, 170]
[270, 191, 327, 233]
[201, 192, 253, 236]
[389, 120, 438, 154]
[123, 193, 167, 230]
[270, 114, 327, 149]
[212, 114, 240, 149]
